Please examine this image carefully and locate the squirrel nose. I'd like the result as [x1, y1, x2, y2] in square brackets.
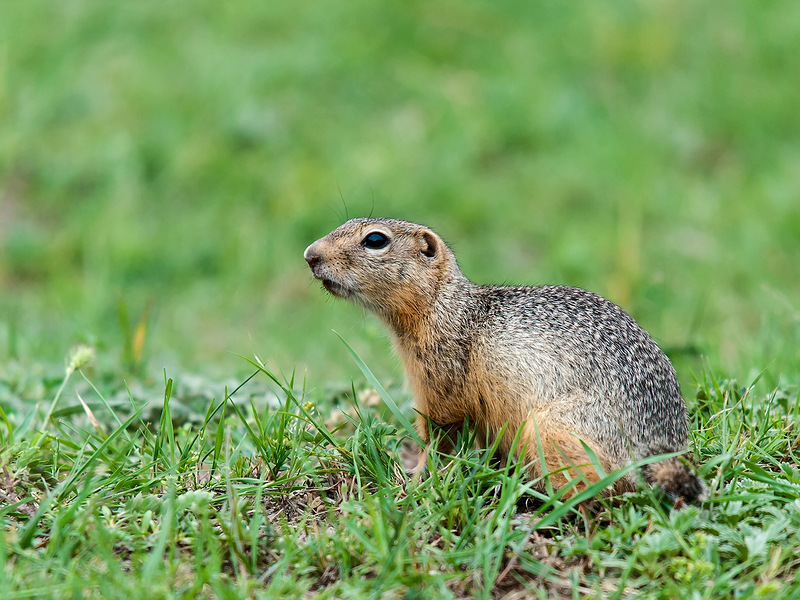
[304, 243, 321, 269]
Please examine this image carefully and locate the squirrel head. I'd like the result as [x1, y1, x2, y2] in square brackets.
[304, 218, 460, 327]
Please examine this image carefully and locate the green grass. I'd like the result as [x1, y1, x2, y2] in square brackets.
[1, 347, 799, 599]
[1, 0, 800, 597]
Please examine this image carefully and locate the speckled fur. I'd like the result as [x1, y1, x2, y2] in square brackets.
[305, 218, 706, 502]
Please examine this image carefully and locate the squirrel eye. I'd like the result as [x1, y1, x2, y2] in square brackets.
[361, 231, 390, 250]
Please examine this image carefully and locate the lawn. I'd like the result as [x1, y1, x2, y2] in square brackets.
[1, 1, 799, 598]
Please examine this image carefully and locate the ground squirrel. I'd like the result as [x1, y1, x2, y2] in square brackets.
[304, 218, 706, 502]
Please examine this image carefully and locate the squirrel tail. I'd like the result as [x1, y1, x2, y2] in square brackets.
[641, 451, 708, 504]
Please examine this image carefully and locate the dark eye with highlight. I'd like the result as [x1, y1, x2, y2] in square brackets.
[361, 231, 390, 250]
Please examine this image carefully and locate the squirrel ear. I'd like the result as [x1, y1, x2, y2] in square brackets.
[420, 231, 437, 258]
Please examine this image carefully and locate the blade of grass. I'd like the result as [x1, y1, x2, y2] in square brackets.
[334, 331, 422, 445]
[0, 404, 12, 445]
[238, 357, 340, 449]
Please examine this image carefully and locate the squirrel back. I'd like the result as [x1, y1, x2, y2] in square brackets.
[305, 218, 706, 503]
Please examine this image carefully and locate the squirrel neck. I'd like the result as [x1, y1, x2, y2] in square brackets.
[380, 268, 480, 414]
[381, 268, 478, 352]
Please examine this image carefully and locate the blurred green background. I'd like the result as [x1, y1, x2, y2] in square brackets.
[1, 0, 798, 390]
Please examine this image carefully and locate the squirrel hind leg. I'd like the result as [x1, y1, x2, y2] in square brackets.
[519, 417, 631, 497]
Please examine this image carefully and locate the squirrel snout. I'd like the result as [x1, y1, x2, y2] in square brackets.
[304, 243, 322, 270]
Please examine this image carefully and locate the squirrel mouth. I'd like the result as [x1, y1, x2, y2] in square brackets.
[321, 278, 348, 297]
